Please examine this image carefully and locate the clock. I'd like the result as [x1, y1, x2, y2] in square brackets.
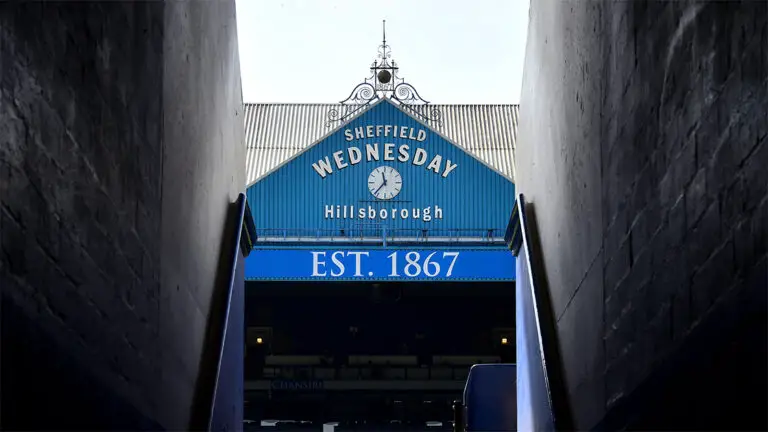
[368, 166, 402, 200]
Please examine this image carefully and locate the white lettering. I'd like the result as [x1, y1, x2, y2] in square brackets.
[330, 251, 345, 276]
[412, 148, 427, 166]
[383, 143, 395, 161]
[319, 250, 464, 279]
[348, 147, 362, 165]
[311, 252, 327, 276]
[322, 205, 444, 221]
[338, 126, 428, 143]
[423, 252, 440, 277]
[366, 144, 379, 161]
[333, 150, 348, 169]
[404, 252, 421, 277]
[443, 252, 459, 276]
[347, 251, 369, 276]
[388, 252, 399, 276]
[442, 160, 458, 178]
[323, 205, 443, 222]
[397, 145, 410, 162]
[312, 124, 458, 178]
[426, 155, 442, 174]
[312, 157, 334, 178]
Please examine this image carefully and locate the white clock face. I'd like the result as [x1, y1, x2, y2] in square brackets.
[368, 166, 402, 200]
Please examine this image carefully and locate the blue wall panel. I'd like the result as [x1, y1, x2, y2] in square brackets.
[246, 99, 515, 237]
[463, 364, 517, 431]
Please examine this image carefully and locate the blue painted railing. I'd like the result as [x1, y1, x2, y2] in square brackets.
[508, 193, 571, 431]
[195, 193, 256, 432]
[458, 194, 569, 431]
[510, 194, 555, 431]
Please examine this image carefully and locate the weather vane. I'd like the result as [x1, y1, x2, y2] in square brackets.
[326, 20, 443, 128]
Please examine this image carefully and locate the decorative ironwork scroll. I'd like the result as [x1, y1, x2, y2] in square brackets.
[326, 20, 443, 128]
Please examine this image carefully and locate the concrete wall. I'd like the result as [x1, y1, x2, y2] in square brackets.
[0, 1, 244, 429]
[516, 1, 766, 430]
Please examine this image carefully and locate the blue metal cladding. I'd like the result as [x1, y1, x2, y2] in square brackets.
[246, 99, 516, 237]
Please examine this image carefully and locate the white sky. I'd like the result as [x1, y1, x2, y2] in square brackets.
[235, 0, 530, 104]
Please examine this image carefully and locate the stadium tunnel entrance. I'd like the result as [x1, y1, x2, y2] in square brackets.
[244, 268, 516, 427]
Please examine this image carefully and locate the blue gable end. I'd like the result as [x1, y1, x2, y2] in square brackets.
[246, 99, 515, 239]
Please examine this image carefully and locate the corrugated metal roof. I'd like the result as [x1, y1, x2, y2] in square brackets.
[245, 102, 519, 185]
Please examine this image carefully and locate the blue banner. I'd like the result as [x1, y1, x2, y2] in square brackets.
[245, 248, 515, 281]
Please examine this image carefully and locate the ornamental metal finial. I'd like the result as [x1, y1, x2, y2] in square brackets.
[382, 19, 386, 48]
[326, 22, 442, 128]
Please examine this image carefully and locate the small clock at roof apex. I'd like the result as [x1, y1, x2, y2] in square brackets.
[368, 165, 402, 200]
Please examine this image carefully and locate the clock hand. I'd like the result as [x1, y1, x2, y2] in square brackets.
[381, 172, 387, 185]
[373, 182, 385, 195]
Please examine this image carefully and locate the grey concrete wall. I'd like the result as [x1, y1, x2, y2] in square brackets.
[158, 1, 245, 427]
[516, 1, 766, 429]
[0, 1, 244, 429]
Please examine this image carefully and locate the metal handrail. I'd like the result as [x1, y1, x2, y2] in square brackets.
[207, 194, 246, 431]
[507, 193, 572, 431]
[200, 193, 256, 432]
